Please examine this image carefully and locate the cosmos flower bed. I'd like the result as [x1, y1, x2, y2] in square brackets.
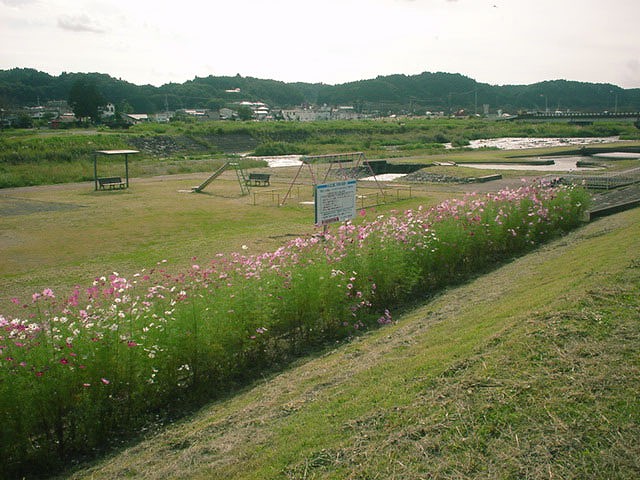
[0, 181, 589, 476]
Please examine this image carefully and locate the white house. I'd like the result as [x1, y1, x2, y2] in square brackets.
[280, 106, 331, 122]
[122, 113, 149, 125]
[100, 103, 116, 119]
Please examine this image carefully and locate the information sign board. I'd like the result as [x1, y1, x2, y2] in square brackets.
[314, 180, 357, 225]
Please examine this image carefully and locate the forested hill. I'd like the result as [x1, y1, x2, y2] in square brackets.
[1, 67, 640, 114]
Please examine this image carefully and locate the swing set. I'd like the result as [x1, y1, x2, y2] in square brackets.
[279, 151, 385, 206]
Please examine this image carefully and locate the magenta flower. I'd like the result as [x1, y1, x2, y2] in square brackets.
[377, 309, 393, 325]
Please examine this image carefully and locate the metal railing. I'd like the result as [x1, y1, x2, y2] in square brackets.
[559, 167, 640, 190]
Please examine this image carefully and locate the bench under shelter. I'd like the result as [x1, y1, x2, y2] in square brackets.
[93, 149, 140, 191]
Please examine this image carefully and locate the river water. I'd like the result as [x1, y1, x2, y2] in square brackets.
[446, 136, 622, 150]
[461, 157, 604, 172]
[251, 137, 636, 173]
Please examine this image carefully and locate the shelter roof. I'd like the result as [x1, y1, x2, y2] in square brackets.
[95, 150, 140, 155]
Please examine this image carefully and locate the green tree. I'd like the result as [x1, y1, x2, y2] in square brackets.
[206, 98, 225, 110]
[68, 79, 106, 123]
[119, 100, 134, 114]
[15, 113, 33, 129]
[237, 105, 254, 121]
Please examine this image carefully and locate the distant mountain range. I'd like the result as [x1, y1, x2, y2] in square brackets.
[1, 68, 639, 115]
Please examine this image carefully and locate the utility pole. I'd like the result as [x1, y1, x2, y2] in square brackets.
[474, 89, 478, 116]
[540, 94, 548, 114]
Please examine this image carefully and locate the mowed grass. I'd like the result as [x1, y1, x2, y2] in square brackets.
[0, 170, 443, 309]
[62, 207, 640, 480]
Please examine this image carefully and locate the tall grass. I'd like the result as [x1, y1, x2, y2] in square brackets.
[0, 133, 129, 164]
[0, 181, 589, 478]
[3, 119, 639, 188]
[130, 117, 640, 141]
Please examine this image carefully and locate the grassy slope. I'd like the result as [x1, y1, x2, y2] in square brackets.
[66, 207, 640, 480]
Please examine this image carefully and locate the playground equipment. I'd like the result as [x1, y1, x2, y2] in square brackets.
[280, 152, 385, 206]
[191, 161, 250, 195]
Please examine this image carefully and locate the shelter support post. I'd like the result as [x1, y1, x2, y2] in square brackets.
[125, 154, 130, 188]
[93, 154, 98, 191]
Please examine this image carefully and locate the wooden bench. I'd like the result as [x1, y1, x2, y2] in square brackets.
[98, 176, 126, 189]
[246, 173, 271, 187]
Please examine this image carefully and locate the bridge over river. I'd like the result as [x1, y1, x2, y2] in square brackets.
[506, 112, 640, 124]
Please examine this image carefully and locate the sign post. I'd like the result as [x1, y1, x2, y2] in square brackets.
[314, 180, 357, 228]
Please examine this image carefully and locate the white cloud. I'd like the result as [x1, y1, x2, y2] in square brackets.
[57, 14, 104, 33]
[0, 0, 639, 88]
[0, 0, 37, 6]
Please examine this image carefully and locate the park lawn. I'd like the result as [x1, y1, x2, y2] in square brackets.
[65, 206, 640, 480]
[0, 171, 442, 309]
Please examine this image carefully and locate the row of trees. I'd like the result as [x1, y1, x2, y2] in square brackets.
[2, 68, 640, 121]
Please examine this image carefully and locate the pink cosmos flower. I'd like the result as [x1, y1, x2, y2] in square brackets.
[377, 309, 393, 325]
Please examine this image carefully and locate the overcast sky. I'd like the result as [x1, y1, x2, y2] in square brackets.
[1, 0, 639, 89]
